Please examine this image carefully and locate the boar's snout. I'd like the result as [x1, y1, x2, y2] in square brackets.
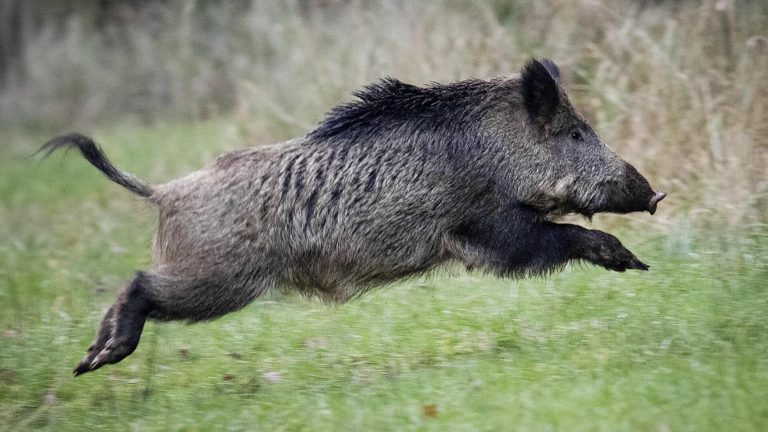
[600, 162, 665, 215]
[648, 191, 666, 215]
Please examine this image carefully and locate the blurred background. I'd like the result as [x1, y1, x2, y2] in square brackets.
[1, 0, 766, 229]
[1, 1, 767, 430]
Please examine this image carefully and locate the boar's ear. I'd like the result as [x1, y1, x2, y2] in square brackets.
[539, 59, 561, 83]
[521, 58, 562, 127]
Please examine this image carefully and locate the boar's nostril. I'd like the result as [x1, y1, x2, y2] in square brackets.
[648, 191, 667, 215]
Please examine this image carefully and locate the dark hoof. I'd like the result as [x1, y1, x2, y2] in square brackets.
[73, 337, 112, 376]
[628, 257, 650, 271]
[73, 336, 140, 376]
[583, 231, 650, 273]
[73, 355, 101, 376]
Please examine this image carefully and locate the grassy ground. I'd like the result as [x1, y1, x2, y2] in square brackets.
[1, 124, 767, 431]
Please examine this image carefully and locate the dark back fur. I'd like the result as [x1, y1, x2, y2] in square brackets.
[150, 79, 519, 303]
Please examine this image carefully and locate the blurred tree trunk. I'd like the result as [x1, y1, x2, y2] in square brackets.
[95, 0, 171, 46]
[0, 0, 25, 88]
[0, 0, 170, 90]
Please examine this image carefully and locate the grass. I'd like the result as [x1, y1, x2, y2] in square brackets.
[1, 123, 767, 431]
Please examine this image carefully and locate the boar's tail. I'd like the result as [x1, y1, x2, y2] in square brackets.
[38, 133, 154, 198]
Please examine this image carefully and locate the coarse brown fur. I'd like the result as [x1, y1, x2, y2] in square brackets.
[40, 59, 666, 375]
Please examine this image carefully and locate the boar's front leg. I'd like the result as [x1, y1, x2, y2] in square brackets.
[447, 205, 648, 276]
[572, 229, 649, 272]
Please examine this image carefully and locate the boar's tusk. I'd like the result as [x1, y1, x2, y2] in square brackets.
[649, 191, 667, 215]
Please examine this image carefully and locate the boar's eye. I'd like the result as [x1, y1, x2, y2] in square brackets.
[570, 130, 583, 141]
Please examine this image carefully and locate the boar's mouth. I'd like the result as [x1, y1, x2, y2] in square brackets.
[523, 168, 666, 219]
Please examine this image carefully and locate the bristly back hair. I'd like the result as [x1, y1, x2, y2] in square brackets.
[306, 77, 496, 142]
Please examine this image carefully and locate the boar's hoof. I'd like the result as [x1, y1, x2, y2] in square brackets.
[627, 257, 650, 271]
[73, 333, 142, 376]
[582, 231, 650, 272]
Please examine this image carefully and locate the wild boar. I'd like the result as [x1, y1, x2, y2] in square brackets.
[40, 58, 666, 375]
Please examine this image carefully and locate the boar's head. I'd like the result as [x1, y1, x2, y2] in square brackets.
[501, 59, 665, 218]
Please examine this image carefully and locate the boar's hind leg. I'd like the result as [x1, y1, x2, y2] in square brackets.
[74, 269, 274, 376]
[447, 206, 648, 276]
[74, 271, 152, 376]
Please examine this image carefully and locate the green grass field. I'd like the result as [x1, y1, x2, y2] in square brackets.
[1, 124, 766, 431]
